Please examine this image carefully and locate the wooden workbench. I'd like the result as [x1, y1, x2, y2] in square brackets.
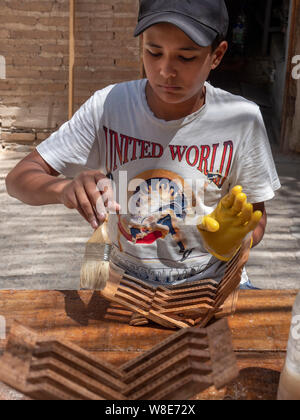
[0, 289, 297, 400]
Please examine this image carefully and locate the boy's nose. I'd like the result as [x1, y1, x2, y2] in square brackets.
[159, 59, 177, 79]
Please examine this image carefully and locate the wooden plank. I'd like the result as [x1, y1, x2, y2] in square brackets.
[197, 351, 286, 400]
[0, 289, 296, 400]
[68, 0, 75, 119]
[0, 290, 297, 354]
[228, 290, 296, 351]
[280, 0, 300, 152]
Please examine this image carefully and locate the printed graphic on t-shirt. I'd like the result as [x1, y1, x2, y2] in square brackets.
[108, 167, 226, 284]
[104, 124, 237, 283]
[103, 125, 234, 190]
[117, 169, 197, 262]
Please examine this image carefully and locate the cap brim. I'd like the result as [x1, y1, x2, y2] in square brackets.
[134, 12, 218, 47]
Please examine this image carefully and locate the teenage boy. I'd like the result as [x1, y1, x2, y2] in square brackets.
[6, 0, 280, 288]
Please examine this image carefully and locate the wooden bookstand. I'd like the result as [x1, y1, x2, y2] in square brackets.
[102, 237, 251, 329]
[0, 319, 239, 400]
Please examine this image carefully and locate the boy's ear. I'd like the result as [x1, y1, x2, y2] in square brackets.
[211, 41, 228, 70]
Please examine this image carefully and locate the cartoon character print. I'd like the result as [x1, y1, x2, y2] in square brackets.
[117, 170, 198, 262]
[113, 169, 226, 262]
[116, 168, 224, 262]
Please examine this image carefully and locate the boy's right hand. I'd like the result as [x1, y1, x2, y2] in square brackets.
[58, 170, 121, 230]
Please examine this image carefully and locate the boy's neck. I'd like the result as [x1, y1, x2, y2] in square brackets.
[145, 82, 206, 121]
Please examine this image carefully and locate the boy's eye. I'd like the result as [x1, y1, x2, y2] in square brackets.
[147, 50, 162, 58]
[147, 50, 196, 62]
[179, 56, 196, 62]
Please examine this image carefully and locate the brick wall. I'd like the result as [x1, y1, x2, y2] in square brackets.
[0, 0, 140, 148]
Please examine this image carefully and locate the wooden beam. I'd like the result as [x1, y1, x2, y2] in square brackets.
[68, 0, 75, 120]
[280, 0, 300, 153]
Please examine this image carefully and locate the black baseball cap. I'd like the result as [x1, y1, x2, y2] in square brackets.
[134, 0, 229, 47]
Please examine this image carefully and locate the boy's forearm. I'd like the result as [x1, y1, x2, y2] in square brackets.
[252, 209, 267, 248]
[6, 165, 70, 206]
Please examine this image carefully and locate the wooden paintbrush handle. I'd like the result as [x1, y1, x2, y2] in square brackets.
[88, 220, 111, 245]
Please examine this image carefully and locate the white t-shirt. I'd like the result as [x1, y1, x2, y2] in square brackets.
[37, 79, 281, 286]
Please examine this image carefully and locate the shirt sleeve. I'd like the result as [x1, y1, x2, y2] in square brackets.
[36, 87, 111, 178]
[230, 107, 281, 203]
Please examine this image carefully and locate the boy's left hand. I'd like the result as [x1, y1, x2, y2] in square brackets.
[197, 186, 262, 261]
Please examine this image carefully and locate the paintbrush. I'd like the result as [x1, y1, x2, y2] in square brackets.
[80, 173, 116, 290]
[80, 217, 112, 290]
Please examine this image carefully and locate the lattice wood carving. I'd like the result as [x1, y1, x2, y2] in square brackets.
[0, 319, 239, 400]
[102, 237, 251, 329]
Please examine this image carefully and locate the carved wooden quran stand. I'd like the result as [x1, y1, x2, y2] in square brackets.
[101, 237, 252, 329]
[0, 319, 239, 400]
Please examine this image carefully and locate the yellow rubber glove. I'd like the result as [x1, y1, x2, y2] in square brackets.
[197, 186, 263, 262]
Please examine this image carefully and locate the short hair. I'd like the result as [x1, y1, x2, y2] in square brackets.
[211, 34, 226, 52]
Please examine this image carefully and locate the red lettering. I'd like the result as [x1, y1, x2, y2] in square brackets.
[110, 129, 123, 171]
[104, 128, 165, 169]
[210, 144, 219, 173]
[186, 146, 199, 167]
[130, 137, 142, 161]
[218, 141, 233, 186]
[110, 130, 113, 172]
[198, 145, 210, 175]
[169, 145, 188, 161]
[140, 140, 152, 159]
[152, 142, 163, 158]
[120, 134, 131, 164]
[103, 126, 109, 173]
[223, 141, 233, 178]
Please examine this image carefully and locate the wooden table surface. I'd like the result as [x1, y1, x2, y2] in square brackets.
[0, 289, 297, 400]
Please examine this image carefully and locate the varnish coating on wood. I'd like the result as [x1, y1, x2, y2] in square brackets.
[101, 238, 250, 329]
[0, 289, 297, 400]
[0, 319, 238, 400]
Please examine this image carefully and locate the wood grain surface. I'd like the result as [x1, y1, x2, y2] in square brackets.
[0, 289, 297, 400]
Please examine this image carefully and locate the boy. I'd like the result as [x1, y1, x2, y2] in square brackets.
[6, 0, 280, 288]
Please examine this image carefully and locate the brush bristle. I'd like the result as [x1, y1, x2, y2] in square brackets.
[80, 260, 110, 290]
[80, 221, 112, 290]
